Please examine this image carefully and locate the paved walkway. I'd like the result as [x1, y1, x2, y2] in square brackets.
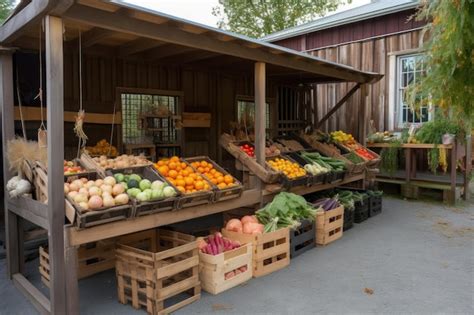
[1, 196, 473, 314]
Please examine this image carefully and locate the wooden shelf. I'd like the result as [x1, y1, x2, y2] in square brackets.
[67, 189, 261, 246]
[367, 143, 453, 149]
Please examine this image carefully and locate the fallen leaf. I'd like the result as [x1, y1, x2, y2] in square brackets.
[364, 287, 374, 295]
[212, 303, 233, 311]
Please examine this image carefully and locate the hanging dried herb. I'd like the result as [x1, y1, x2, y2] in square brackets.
[380, 140, 402, 177]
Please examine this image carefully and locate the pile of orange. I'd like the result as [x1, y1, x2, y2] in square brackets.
[154, 156, 211, 194]
[190, 160, 235, 190]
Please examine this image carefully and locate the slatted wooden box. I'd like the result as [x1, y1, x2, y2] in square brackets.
[115, 229, 200, 315]
[199, 243, 252, 295]
[290, 220, 315, 258]
[315, 206, 344, 246]
[222, 227, 290, 278]
[39, 230, 155, 287]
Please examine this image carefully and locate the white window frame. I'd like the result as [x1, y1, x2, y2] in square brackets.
[388, 50, 432, 130]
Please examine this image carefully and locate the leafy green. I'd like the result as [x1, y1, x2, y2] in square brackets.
[256, 192, 318, 232]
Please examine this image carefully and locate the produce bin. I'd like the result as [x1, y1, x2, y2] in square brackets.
[39, 229, 155, 287]
[343, 207, 354, 231]
[185, 156, 243, 202]
[290, 219, 315, 258]
[222, 228, 290, 278]
[106, 166, 179, 217]
[115, 229, 200, 315]
[315, 206, 344, 246]
[283, 151, 326, 186]
[199, 243, 252, 295]
[369, 195, 382, 217]
[354, 199, 369, 223]
[266, 155, 310, 189]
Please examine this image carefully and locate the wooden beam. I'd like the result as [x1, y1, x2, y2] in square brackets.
[144, 44, 195, 61]
[255, 62, 266, 191]
[81, 27, 116, 47]
[159, 50, 218, 64]
[127, 10, 169, 25]
[63, 4, 372, 83]
[0, 52, 19, 279]
[358, 83, 368, 145]
[45, 15, 67, 315]
[77, 0, 119, 12]
[13, 106, 122, 124]
[7, 197, 49, 230]
[118, 38, 166, 57]
[316, 83, 361, 128]
[13, 273, 51, 315]
[67, 189, 261, 246]
[179, 24, 208, 34]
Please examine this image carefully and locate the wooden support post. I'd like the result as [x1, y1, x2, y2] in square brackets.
[45, 15, 67, 315]
[464, 134, 471, 200]
[0, 51, 20, 279]
[358, 84, 368, 145]
[450, 141, 457, 202]
[65, 243, 79, 315]
[254, 62, 266, 191]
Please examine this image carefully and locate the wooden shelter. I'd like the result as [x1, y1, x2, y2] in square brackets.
[0, 1, 382, 313]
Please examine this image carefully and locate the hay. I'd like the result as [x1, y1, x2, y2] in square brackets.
[7, 138, 47, 175]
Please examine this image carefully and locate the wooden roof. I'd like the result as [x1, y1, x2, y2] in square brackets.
[0, 0, 383, 84]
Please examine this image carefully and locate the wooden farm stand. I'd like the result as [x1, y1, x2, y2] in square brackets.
[0, 1, 381, 313]
[367, 143, 471, 203]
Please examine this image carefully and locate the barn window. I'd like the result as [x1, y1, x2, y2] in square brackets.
[121, 92, 179, 145]
[236, 97, 271, 136]
[396, 53, 431, 127]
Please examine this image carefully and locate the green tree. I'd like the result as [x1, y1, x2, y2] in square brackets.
[0, 0, 15, 23]
[212, 0, 350, 38]
[407, 0, 474, 128]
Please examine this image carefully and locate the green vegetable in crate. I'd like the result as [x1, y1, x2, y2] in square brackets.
[303, 162, 330, 175]
[299, 151, 346, 171]
[118, 173, 177, 202]
[346, 152, 365, 164]
[127, 179, 139, 189]
[256, 192, 319, 233]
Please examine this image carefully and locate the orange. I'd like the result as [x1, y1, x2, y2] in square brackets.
[170, 156, 180, 162]
[194, 181, 204, 190]
[168, 170, 178, 179]
[181, 170, 189, 177]
[204, 184, 210, 190]
[216, 176, 224, 184]
[192, 162, 199, 168]
[176, 175, 184, 180]
[191, 189, 197, 193]
[224, 175, 234, 184]
[211, 178, 218, 185]
[204, 167, 210, 173]
[207, 164, 213, 170]
[168, 162, 177, 170]
[184, 177, 194, 186]
[185, 185, 194, 191]
[185, 166, 194, 173]
[217, 182, 227, 189]
[181, 162, 187, 169]
[157, 166, 169, 176]
[175, 179, 186, 187]
[176, 186, 185, 193]
[200, 161, 208, 167]
[157, 160, 165, 166]
[189, 173, 197, 180]
[210, 169, 217, 175]
[168, 178, 176, 186]
[197, 167, 205, 173]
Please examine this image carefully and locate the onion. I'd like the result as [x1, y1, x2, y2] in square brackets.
[85, 180, 95, 189]
[74, 193, 88, 204]
[88, 186, 102, 196]
[88, 195, 103, 209]
[103, 176, 116, 186]
[69, 182, 80, 192]
[112, 184, 125, 196]
[78, 202, 89, 211]
[78, 187, 89, 197]
[226, 219, 243, 233]
[114, 193, 129, 205]
[241, 215, 258, 225]
[103, 195, 115, 207]
[243, 222, 264, 235]
[68, 191, 78, 199]
[71, 179, 83, 189]
[64, 183, 70, 194]
[95, 179, 104, 187]
[100, 184, 113, 195]
[80, 178, 88, 183]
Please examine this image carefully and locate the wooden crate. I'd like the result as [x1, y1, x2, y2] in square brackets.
[315, 206, 344, 246]
[199, 243, 252, 295]
[34, 165, 48, 203]
[222, 228, 290, 278]
[115, 229, 200, 315]
[39, 230, 156, 287]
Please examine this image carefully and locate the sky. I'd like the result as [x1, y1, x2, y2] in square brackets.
[124, 0, 372, 28]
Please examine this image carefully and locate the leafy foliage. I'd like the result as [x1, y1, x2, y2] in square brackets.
[407, 0, 474, 127]
[380, 140, 402, 177]
[0, 0, 15, 23]
[212, 0, 350, 38]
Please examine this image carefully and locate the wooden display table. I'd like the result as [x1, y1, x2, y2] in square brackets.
[367, 142, 470, 203]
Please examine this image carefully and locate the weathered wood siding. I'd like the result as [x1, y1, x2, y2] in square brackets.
[310, 29, 424, 136]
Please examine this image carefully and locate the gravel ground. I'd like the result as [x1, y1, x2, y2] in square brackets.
[1, 196, 473, 315]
